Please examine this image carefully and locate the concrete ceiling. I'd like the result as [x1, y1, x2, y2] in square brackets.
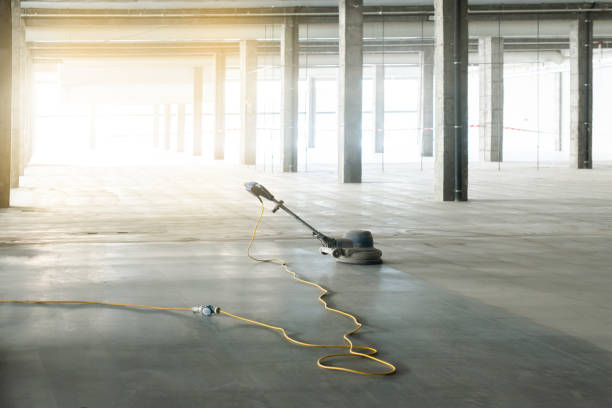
[26, 19, 612, 44]
[20, 1, 602, 9]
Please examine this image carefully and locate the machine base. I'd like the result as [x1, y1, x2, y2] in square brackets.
[320, 246, 383, 264]
[335, 248, 383, 265]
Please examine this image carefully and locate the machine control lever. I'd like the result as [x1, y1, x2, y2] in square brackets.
[272, 200, 284, 213]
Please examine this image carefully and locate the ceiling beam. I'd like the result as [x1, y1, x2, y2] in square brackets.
[29, 37, 612, 61]
[21, 3, 612, 27]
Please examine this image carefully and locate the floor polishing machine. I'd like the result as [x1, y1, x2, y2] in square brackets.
[245, 182, 383, 265]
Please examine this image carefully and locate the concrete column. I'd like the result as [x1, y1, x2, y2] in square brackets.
[18, 31, 26, 177]
[420, 45, 434, 157]
[193, 66, 203, 156]
[554, 72, 563, 152]
[569, 15, 593, 169]
[240, 40, 257, 166]
[307, 76, 316, 148]
[22, 49, 32, 169]
[478, 36, 504, 162]
[10, 0, 22, 188]
[163, 104, 171, 150]
[89, 104, 96, 150]
[434, 0, 468, 201]
[214, 53, 225, 160]
[374, 64, 384, 154]
[0, 1, 12, 208]
[280, 17, 299, 172]
[338, 0, 363, 183]
[193, 67, 204, 156]
[153, 104, 160, 148]
[25, 51, 34, 166]
[177, 103, 185, 153]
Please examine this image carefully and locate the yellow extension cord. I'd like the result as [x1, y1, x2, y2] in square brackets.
[0, 202, 396, 376]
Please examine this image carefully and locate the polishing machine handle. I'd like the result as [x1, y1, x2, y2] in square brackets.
[244, 182, 337, 248]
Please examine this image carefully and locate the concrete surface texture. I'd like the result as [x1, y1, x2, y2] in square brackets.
[2, 158, 612, 407]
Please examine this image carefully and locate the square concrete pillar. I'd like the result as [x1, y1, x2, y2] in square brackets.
[214, 53, 225, 160]
[420, 45, 434, 157]
[89, 104, 96, 150]
[17, 28, 26, 177]
[24, 50, 35, 167]
[240, 40, 257, 166]
[177, 103, 185, 153]
[434, 0, 468, 201]
[374, 64, 384, 154]
[193, 66, 203, 156]
[163, 104, 171, 150]
[554, 72, 563, 152]
[0, 0, 12, 208]
[569, 15, 593, 169]
[478, 36, 504, 162]
[280, 17, 299, 172]
[338, 0, 363, 183]
[10, 0, 22, 188]
[22, 49, 32, 169]
[307, 76, 316, 149]
[153, 104, 160, 148]
[29, 59, 36, 164]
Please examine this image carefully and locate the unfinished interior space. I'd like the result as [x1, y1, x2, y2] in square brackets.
[2, 1, 612, 407]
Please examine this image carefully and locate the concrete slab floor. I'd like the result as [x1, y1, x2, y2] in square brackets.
[1, 158, 612, 407]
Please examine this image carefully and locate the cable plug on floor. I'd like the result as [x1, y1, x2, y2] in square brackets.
[192, 305, 218, 317]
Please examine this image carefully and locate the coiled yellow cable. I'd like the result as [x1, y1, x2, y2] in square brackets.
[239, 202, 396, 376]
[0, 202, 396, 376]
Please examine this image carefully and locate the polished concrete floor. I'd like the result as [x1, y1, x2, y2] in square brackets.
[2, 156, 612, 407]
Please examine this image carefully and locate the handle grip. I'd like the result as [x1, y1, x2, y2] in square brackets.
[244, 182, 277, 203]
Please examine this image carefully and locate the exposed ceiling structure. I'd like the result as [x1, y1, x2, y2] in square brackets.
[22, 0, 612, 104]
[19, 0, 607, 9]
[20, 0, 612, 51]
